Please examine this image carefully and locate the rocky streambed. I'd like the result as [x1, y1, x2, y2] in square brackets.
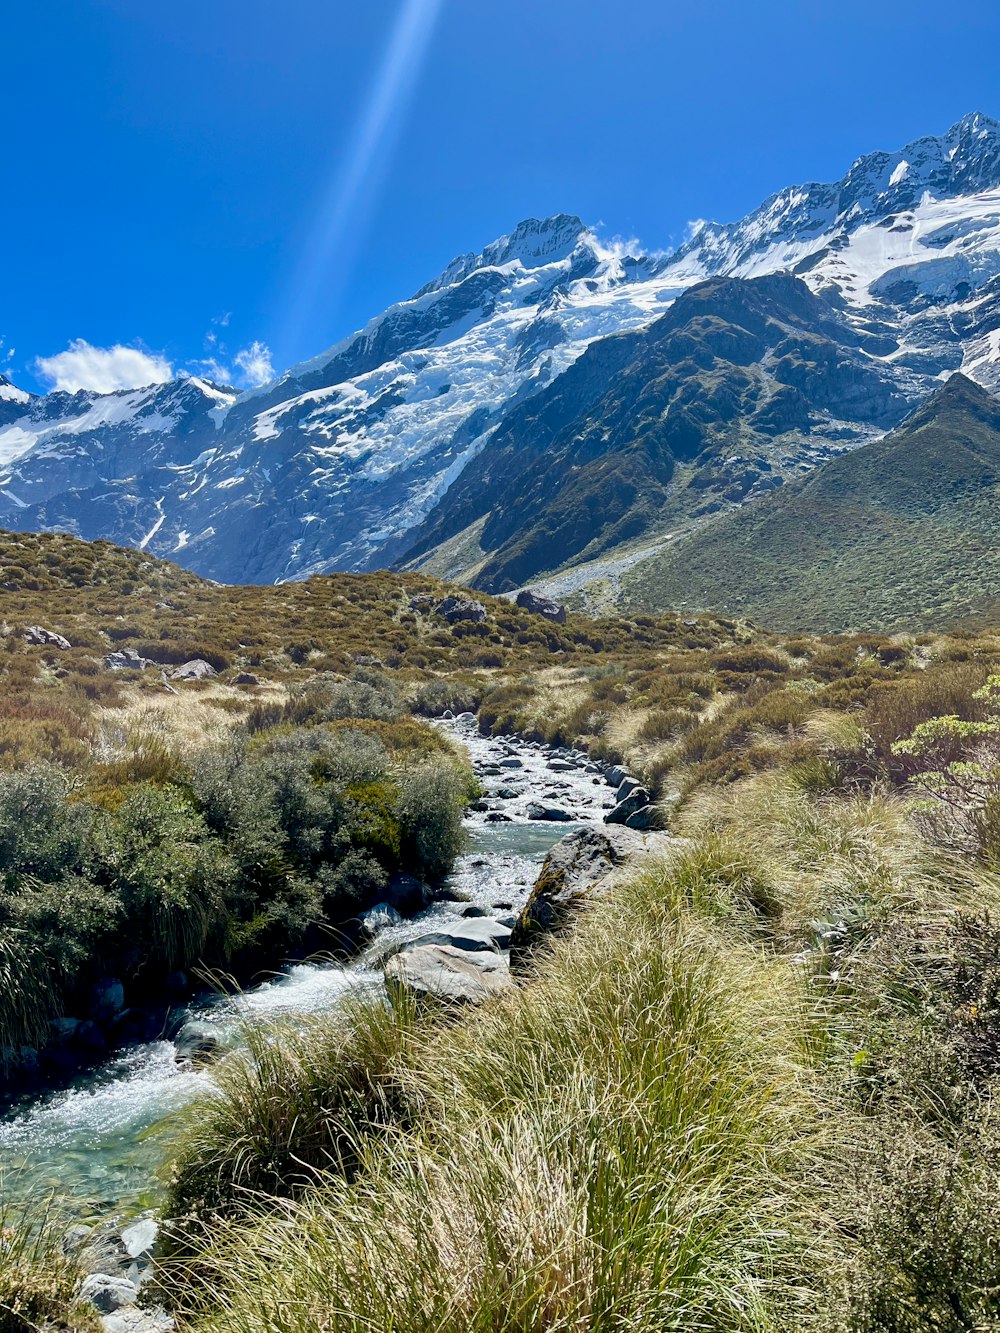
[0, 715, 663, 1329]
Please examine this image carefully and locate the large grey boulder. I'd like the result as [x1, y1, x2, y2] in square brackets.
[515, 588, 567, 624]
[167, 659, 217, 681]
[358, 901, 403, 938]
[435, 596, 487, 624]
[23, 624, 71, 650]
[384, 944, 512, 1004]
[101, 1310, 175, 1333]
[527, 802, 574, 822]
[400, 917, 511, 953]
[509, 825, 647, 969]
[80, 1274, 138, 1314]
[605, 788, 652, 826]
[105, 648, 154, 671]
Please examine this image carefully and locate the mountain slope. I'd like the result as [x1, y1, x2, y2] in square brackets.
[2, 113, 1000, 586]
[398, 271, 907, 590]
[621, 374, 1000, 632]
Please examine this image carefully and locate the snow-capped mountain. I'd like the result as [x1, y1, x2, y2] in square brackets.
[2, 112, 1000, 585]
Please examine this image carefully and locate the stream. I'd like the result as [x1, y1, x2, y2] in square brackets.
[0, 716, 618, 1219]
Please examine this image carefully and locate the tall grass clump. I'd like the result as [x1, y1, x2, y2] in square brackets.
[164, 994, 419, 1226]
[0, 1200, 97, 1331]
[164, 848, 825, 1332]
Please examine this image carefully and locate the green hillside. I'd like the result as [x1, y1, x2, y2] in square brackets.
[624, 373, 1000, 632]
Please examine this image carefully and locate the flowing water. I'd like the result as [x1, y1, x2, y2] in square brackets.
[0, 717, 616, 1218]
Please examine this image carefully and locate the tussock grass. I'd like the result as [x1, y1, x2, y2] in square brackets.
[165, 994, 419, 1222]
[0, 1199, 98, 1331]
[165, 838, 826, 1332]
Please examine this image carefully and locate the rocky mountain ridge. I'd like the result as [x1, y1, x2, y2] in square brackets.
[1, 112, 999, 587]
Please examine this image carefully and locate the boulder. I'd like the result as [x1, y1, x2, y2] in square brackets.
[605, 788, 652, 826]
[606, 765, 627, 788]
[358, 901, 403, 937]
[173, 1024, 221, 1067]
[121, 1218, 158, 1261]
[105, 649, 154, 671]
[547, 759, 577, 772]
[509, 825, 646, 968]
[167, 659, 217, 681]
[385, 872, 427, 915]
[625, 807, 656, 831]
[485, 811, 512, 822]
[435, 596, 487, 624]
[498, 757, 523, 769]
[88, 977, 125, 1023]
[80, 1274, 138, 1315]
[101, 1309, 175, 1333]
[527, 802, 574, 822]
[399, 917, 512, 953]
[22, 625, 71, 650]
[233, 671, 259, 686]
[384, 944, 512, 1004]
[515, 589, 567, 624]
[615, 776, 641, 801]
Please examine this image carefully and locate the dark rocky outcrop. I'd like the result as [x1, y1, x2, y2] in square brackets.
[515, 588, 568, 623]
[435, 595, 487, 624]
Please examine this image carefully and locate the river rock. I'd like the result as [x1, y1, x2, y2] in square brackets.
[385, 944, 512, 1004]
[435, 596, 487, 624]
[167, 659, 218, 681]
[101, 1309, 175, 1333]
[121, 1218, 158, 1260]
[485, 811, 511, 822]
[605, 788, 652, 826]
[358, 901, 403, 937]
[81, 1274, 139, 1314]
[400, 917, 512, 953]
[527, 802, 574, 822]
[89, 977, 126, 1022]
[23, 624, 71, 650]
[498, 757, 523, 768]
[606, 765, 627, 788]
[625, 807, 656, 830]
[173, 1025, 221, 1067]
[515, 588, 567, 623]
[547, 759, 576, 772]
[385, 872, 427, 914]
[509, 825, 647, 969]
[616, 776, 641, 801]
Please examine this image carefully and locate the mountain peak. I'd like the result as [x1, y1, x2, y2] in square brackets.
[417, 213, 592, 297]
[0, 373, 31, 405]
[902, 372, 1000, 433]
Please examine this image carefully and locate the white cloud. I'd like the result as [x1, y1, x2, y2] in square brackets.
[233, 340, 274, 388]
[35, 340, 173, 394]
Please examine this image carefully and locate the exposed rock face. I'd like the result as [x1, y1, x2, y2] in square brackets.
[509, 825, 648, 968]
[384, 944, 512, 1004]
[435, 595, 487, 624]
[515, 589, 567, 623]
[22, 624, 71, 649]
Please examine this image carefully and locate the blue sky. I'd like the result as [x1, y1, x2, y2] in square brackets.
[6, 0, 1000, 395]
